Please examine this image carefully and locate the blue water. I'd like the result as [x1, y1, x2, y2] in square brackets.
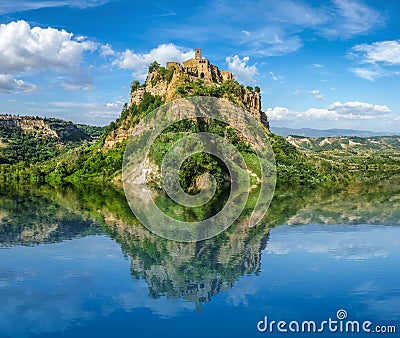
[1, 223, 399, 337]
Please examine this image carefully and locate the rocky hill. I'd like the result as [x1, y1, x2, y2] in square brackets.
[104, 49, 269, 149]
[0, 115, 102, 164]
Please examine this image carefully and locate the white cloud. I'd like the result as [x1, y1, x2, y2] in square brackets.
[113, 43, 193, 80]
[352, 40, 400, 65]
[30, 100, 123, 124]
[0, 74, 37, 93]
[266, 107, 290, 120]
[100, 44, 115, 57]
[0, 0, 109, 14]
[60, 82, 93, 91]
[267, 101, 391, 122]
[309, 89, 324, 101]
[226, 55, 258, 84]
[0, 20, 97, 94]
[269, 71, 278, 81]
[0, 21, 96, 75]
[349, 67, 384, 81]
[254, 35, 304, 57]
[349, 40, 400, 81]
[329, 101, 390, 116]
[320, 0, 383, 39]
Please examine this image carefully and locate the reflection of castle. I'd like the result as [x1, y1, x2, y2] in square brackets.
[127, 231, 270, 312]
[167, 48, 234, 84]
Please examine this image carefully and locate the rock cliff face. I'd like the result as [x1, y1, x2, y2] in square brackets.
[0, 115, 89, 142]
[0, 115, 95, 164]
[129, 62, 269, 129]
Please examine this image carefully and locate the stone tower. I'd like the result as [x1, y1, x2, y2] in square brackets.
[195, 48, 202, 60]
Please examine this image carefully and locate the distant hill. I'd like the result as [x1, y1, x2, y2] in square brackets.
[271, 126, 398, 138]
[0, 115, 103, 164]
[287, 135, 400, 152]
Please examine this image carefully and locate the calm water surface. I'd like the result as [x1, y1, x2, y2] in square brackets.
[0, 183, 399, 337]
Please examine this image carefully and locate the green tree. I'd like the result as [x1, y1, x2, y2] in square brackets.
[148, 61, 160, 73]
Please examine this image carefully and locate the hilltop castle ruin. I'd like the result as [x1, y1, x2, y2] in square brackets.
[129, 48, 269, 130]
[166, 48, 234, 84]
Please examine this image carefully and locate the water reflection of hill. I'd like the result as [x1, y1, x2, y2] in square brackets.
[0, 189, 101, 246]
[286, 178, 400, 226]
[1, 179, 399, 307]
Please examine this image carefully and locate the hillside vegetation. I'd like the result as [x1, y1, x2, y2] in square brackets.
[0, 115, 102, 165]
[0, 63, 398, 189]
[286, 135, 400, 181]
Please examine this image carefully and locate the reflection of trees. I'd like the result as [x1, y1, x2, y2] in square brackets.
[1, 178, 399, 308]
[0, 187, 101, 246]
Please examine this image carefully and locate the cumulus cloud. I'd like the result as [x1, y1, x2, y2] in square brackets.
[100, 44, 115, 57]
[113, 43, 193, 80]
[267, 101, 391, 121]
[0, 20, 97, 93]
[226, 55, 258, 84]
[329, 101, 390, 116]
[0, 74, 37, 93]
[266, 107, 290, 120]
[0, 21, 96, 74]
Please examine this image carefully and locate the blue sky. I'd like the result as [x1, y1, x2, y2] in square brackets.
[0, 0, 399, 131]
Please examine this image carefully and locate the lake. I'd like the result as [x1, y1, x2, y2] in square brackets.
[0, 180, 399, 337]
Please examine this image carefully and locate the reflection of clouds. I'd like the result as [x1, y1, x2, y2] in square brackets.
[352, 282, 400, 321]
[115, 284, 195, 317]
[0, 281, 94, 337]
[360, 296, 400, 321]
[266, 225, 400, 260]
[226, 277, 259, 307]
[352, 281, 380, 295]
[0, 236, 195, 337]
[0, 269, 37, 288]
